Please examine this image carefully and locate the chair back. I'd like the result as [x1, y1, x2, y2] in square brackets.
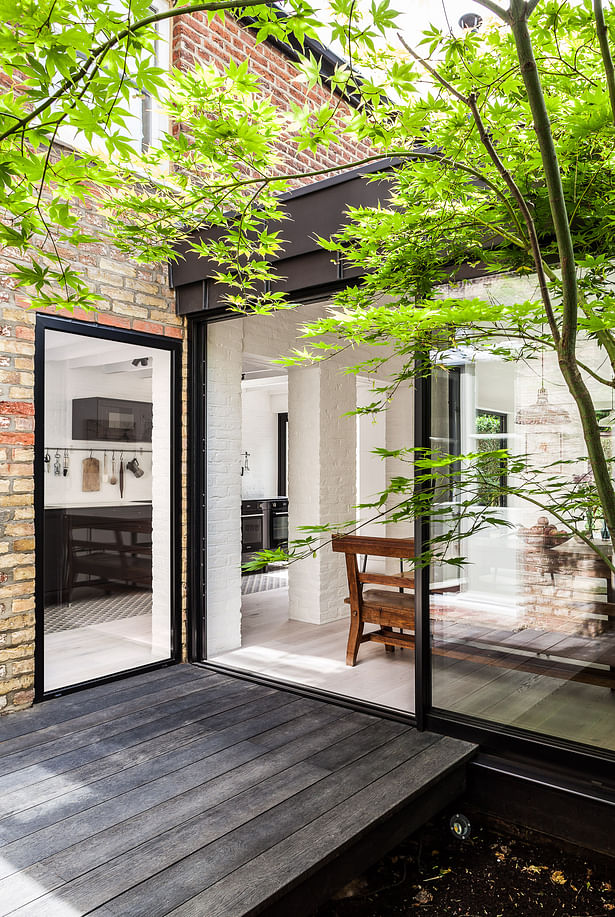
[331, 534, 416, 608]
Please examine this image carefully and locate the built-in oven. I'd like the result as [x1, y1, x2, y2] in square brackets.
[267, 498, 288, 550]
[241, 500, 264, 568]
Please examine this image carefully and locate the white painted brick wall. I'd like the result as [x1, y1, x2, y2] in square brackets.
[288, 361, 356, 624]
[207, 319, 243, 654]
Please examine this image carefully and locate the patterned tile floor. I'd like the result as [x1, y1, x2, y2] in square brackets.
[241, 569, 288, 595]
[44, 588, 152, 633]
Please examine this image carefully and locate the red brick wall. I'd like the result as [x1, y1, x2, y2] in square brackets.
[0, 15, 370, 714]
[171, 13, 371, 180]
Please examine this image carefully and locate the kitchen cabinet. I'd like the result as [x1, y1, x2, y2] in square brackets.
[43, 504, 153, 605]
[72, 397, 152, 442]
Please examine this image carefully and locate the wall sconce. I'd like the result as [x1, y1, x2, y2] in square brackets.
[241, 451, 250, 475]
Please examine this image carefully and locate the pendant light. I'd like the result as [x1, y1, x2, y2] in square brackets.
[515, 350, 571, 426]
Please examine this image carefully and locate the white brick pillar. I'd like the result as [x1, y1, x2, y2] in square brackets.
[385, 381, 414, 542]
[206, 319, 243, 654]
[288, 362, 356, 624]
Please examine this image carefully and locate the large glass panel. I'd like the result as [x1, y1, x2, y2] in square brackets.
[430, 343, 615, 751]
[42, 329, 172, 691]
[205, 303, 415, 712]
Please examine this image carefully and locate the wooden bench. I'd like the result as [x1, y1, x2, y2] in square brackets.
[333, 534, 614, 688]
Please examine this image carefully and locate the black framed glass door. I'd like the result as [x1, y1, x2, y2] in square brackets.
[35, 315, 181, 696]
[426, 349, 615, 756]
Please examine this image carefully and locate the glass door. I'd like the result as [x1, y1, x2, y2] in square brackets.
[429, 348, 615, 754]
[38, 321, 177, 693]
[202, 308, 416, 714]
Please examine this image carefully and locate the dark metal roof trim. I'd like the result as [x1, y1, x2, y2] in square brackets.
[171, 155, 499, 317]
[170, 159, 396, 299]
[277, 157, 400, 202]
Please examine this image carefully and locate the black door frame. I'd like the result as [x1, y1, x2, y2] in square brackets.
[34, 314, 183, 700]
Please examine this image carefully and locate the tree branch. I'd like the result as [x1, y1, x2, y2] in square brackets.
[115, 149, 529, 248]
[398, 34, 559, 343]
[465, 92, 559, 343]
[474, 0, 511, 23]
[0, 0, 279, 143]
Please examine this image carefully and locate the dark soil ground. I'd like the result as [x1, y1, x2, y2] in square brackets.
[316, 815, 615, 916]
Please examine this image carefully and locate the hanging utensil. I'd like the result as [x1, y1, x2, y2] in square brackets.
[53, 451, 61, 476]
[44, 450, 51, 473]
[109, 451, 118, 485]
[119, 452, 125, 498]
[126, 454, 144, 477]
[63, 449, 69, 477]
[103, 451, 109, 482]
[82, 454, 101, 492]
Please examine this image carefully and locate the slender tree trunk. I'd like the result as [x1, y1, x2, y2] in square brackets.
[509, 0, 577, 358]
[594, 0, 615, 124]
[509, 0, 615, 550]
[559, 358, 615, 548]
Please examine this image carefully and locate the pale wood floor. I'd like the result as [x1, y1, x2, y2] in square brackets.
[44, 615, 167, 692]
[211, 588, 615, 751]
[212, 588, 415, 711]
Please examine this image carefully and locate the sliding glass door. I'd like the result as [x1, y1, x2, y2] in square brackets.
[429, 346, 615, 753]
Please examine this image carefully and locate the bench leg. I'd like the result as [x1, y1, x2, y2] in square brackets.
[346, 610, 364, 666]
[383, 626, 395, 653]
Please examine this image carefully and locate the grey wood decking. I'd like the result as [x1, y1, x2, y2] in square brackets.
[0, 665, 476, 917]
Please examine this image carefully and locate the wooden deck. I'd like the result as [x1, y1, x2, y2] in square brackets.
[0, 665, 475, 917]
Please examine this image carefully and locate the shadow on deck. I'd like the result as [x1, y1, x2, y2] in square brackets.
[0, 665, 476, 917]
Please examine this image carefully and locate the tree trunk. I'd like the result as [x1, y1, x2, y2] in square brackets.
[509, 0, 615, 556]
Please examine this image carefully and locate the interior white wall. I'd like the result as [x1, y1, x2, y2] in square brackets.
[385, 374, 414, 542]
[44, 336, 153, 507]
[288, 360, 357, 625]
[356, 377, 386, 537]
[242, 305, 362, 626]
[241, 379, 287, 499]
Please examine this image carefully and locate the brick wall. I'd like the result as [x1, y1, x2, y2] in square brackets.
[171, 13, 372, 183]
[0, 15, 370, 713]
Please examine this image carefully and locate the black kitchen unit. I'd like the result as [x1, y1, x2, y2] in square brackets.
[72, 397, 153, 442]
[241, 498, 289, 569]
[44, 503, 153, 605]
[265, 498, 288, 550]
[241, 500, 265, 568]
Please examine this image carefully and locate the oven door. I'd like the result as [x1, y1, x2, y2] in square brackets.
[241, 501, 264, 566]
[270, 500, 288, 549]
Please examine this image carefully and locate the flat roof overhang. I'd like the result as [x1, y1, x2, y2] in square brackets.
[170, 155, 494, 318]
[170, 159, 398, 318]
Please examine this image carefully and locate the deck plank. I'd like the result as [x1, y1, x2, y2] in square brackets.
[0, 666, 207, 745]
[0, 670, 220, 765]
[0, 678, 275, 805]
[0, 666, 475, 917]
[0, 694, 318, 855]
[27, 730, 424, 917]
[171, 737, 474, 917]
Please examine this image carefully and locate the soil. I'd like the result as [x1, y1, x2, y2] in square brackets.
[316, 815, 615, 917]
